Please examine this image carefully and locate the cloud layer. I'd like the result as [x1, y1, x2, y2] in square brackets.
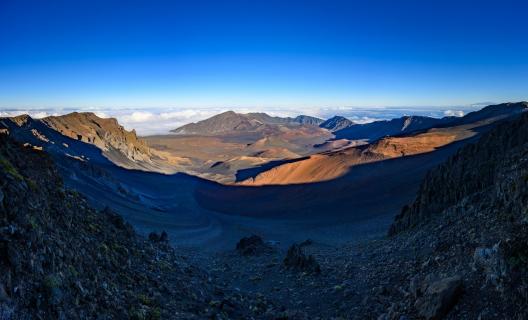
[0, 105, 475, 136]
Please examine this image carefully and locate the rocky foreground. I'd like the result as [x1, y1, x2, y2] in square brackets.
[1, 110, 528, 319]
[0, 135, 286, 319]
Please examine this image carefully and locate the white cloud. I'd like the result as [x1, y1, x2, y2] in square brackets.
[113, 109, 225, 135]
[347, 116, 382, 124]
[94, 111, 109, 118]
[443, 110, 465, 117]
[0, 110, 59, 119]
[0, 107, 229, 135]
[159, 110, 220, 121]
[121, 111, 155, 123]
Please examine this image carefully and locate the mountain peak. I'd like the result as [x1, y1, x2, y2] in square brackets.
[292, 115, 325, 126]
[319, 115, 354, 132]
[47, 112, 119, 125]
[171, 111, 323, 135]
[220, 110, 237, 116]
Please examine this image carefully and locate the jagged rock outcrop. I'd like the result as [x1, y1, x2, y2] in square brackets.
[0, 113, 182, 174]
[42, 112, 152, 163]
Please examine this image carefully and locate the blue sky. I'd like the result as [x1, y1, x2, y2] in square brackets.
[0, 0, 527, 133]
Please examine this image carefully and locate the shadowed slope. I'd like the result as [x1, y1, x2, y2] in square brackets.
[0, 116, 231, 247]
[333, 115, 451, 141]
[195, 137, 477, 222]
[238, 119, 482, 186]
[390, 109, 528, 235]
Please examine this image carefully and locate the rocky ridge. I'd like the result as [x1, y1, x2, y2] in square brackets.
[42, 112, 153, 163]
[0, 113, 186, 174]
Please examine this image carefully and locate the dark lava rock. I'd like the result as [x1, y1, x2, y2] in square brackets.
[43, 275, 63, 306]
[414, 275, 463, 320]
[236, 235, 272, 256]
[148, 232, 160, 242]
[0, 283, 9, 302]
[0, 135, 270, 319]
[102, 206, 127, 229]
[283, 244, 321, 274]
[149, 230, 168, 243]
[160, 231, 168, 242]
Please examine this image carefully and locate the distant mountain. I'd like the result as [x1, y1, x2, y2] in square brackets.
[334, 115, 448, 141]
[238, 102, 528, 186]
[293, 115, 325, 126]
[319, 116, 354, 132]
[171, 111, 323, 135]
[334, 102, 528, 142]
[451, 101, 528, 125]
[245, 113, 323, 126]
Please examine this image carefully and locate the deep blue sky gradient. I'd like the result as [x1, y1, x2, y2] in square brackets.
[1, 0, 527, 109]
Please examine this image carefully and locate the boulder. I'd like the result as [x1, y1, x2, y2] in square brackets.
[7, 244, 21, 269]
[0, 283, 9, 302]
[159, 231, 168, 243]
[147, 230, 169, 243]
[148, 232, 160, 242]
[236, 235, 271, 256]
[102, 207, 135, 238]
[283, 244, 321, 274]
[414, 275, 463, 320]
